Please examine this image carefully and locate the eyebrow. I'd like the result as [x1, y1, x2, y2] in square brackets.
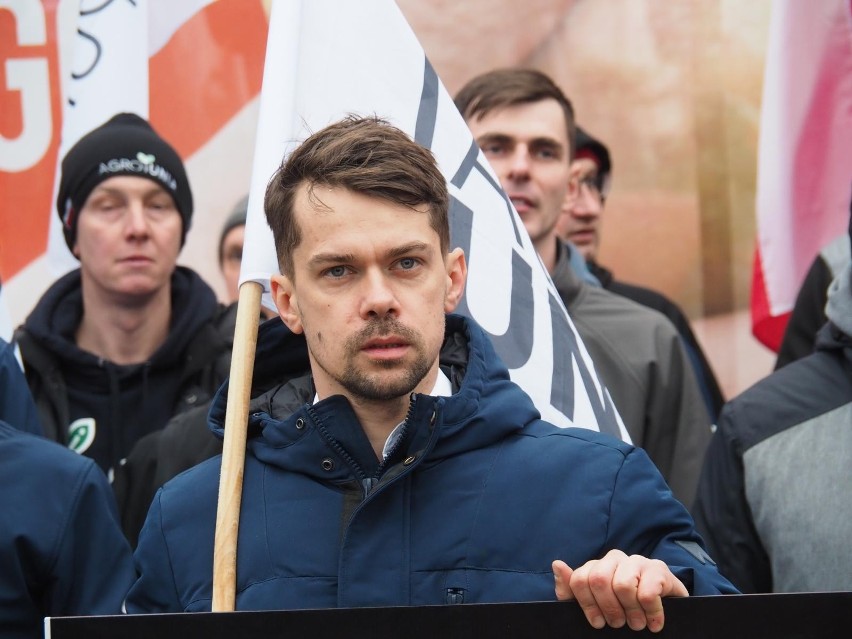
[386, 241, 431, 259]
[475, 133, 513, 146]
[307, 242, 431, 268]
[308, 252, 356, 268]
[476, 133, 564, 152]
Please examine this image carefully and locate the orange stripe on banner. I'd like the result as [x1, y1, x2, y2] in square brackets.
[149, 0, 268, 159]
[0, 2, 63, 281]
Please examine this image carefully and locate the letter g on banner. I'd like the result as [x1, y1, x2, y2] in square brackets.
[0, 0, 52, 172]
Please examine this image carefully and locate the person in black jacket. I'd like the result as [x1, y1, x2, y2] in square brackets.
[557, 126, 725, 420]
[14, 113, 232, 543]
[774, 231, 850, 369]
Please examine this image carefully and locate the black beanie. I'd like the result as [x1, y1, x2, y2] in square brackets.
[575, 126, 612, 177]
[56, 113, 193, 252]
[218, 195, 249, 265]
[575, 126, 613, 198]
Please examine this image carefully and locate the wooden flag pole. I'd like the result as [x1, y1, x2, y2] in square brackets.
[211, 280, 263, 611]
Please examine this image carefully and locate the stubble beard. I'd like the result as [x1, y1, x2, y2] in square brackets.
[321, 317, 439, 402]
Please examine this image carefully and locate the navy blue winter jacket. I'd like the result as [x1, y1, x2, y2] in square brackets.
[127, 315, 736, 612]
[0, 339, 41, 436]
[0, 421, 134, 638]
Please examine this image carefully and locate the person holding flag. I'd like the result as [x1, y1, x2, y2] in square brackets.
[13, 113, 234, 540]
[127, 116, 736, 630]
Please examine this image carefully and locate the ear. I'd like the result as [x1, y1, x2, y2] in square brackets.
[443, 248, 467, 313]
[270, 273, 304, 334]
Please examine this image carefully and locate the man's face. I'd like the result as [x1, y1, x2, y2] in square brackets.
[466, 99, 573, 253]
[74, 175, 182, 301]
[558, 157, 604, 260]
[271, 185, 466, 403]
[220, 224, 245, 303]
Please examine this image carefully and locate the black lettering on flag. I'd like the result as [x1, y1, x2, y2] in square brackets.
[473, 162, 525, 246]
[548, 291, 620, 434]
[414, 59, 439, 148]
[449, 197, 535, 370]
[450, 140, 525, 247]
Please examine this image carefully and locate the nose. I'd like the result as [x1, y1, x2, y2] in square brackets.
[124, 199, 150, 239]
[570, 185, 601, 220]
[359, 269, 399, 320]
[506, 146, 531, 181]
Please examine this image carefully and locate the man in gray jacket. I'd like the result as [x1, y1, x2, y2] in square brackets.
[455, 68, 713, 508]
[693, 206, 852, 593]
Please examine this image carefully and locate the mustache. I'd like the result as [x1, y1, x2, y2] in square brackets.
[347, 317, 419, 351]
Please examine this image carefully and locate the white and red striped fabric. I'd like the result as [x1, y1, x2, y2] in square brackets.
[752, 0, 852, 350]
[0, 0, 267, 337]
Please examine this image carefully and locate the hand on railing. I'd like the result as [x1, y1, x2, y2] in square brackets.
[553, 549, 689, 633]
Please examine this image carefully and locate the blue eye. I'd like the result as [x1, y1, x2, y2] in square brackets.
[325, 265, 348, 278]
[398, 257, 418, 270]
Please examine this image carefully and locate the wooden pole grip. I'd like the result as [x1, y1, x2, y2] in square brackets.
[212, 281, 263, 611]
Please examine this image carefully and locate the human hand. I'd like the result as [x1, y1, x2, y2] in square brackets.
[553, 549, 689, 633]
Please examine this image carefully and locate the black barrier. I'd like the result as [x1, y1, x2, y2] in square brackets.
[47, 592, 852, 638]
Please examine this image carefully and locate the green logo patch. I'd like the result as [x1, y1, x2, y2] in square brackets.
[68, 417, 96, 454]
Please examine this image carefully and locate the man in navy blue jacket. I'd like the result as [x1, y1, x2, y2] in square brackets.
[127, 116, 736, 632]
[0, 336, 41, 435]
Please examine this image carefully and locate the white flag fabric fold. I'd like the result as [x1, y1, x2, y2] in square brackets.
[240, 0, 628, 438]
[46, 0, 152, 276]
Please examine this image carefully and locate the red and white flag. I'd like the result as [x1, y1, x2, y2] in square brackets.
[0, 0, 267, 338]
[751, 0, 852, 350]
[240, 0, 629, 438]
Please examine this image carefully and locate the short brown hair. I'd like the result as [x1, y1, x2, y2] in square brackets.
[454, 68, 576, 159]
[265, 115, 450, 278]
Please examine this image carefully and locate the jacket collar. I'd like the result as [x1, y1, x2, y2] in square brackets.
[207, 315, 540, 481]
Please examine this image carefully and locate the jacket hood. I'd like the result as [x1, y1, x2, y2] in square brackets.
[208, 314, 541, 475]
[820, 262, 852, 351]
[22, 266, 218, 374]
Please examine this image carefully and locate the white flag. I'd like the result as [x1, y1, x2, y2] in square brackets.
[241, 0, 628, 439]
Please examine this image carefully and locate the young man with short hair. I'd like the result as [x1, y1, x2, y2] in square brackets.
[127, 116, 736, 631]
[455, 69, 713, 508]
